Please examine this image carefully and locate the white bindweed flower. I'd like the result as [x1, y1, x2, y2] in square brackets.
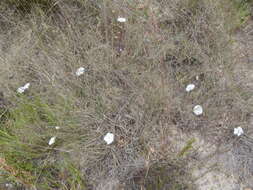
[17, 87, 26, 94]
[48, 136, 56, 145]
[193, 105, 203, 116]
[76, 67, 86, 76]
[103, 132, 114, 145]
[23, 83, 30, 89]
[234, 127, 244, 136]
[117, 17, 127, 23]
[55, 126, 60, 130]
[186, 84, 195, 92]
[17, 83, 30, 94]
[5, 183, 13, 188]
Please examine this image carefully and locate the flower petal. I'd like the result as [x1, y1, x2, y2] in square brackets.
[23, 83, 30, 89]
[193, 105, 203, 115]
[103, 132, 114, 145]
[76, 67, 86, 76]
[48, 136, 56, 145]
[186, 84, 195, 92]
[117, 17, 127, 23]
[234, 127, 244, 136]
[17, 87, 25, 94]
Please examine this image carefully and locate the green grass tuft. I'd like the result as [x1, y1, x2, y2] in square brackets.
[178, 138, 196, 157]
[233, 0, 252, 23]
[0, 95, 87, 189]
[145, 161, 196, 190]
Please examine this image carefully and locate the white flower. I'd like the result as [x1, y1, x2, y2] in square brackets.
[5, 183, 13, 188]
[117, 17, 127, 23]
[55, 126, 60, 130]
[234, 127, 244, 136]
[17, 83, 30, 94]
[103, 132, 114, 145]
[76, 67, 86, 76]
[48, 136, 56, 145]
[193, 105, 203, 115]
[186, 84, 195, 92]
[196, 75, 199, 80]
[23, 83, 30, 89]
[17, 87, 26, 94]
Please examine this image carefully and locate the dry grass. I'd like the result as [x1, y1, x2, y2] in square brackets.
[0, 0, 252, 189]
